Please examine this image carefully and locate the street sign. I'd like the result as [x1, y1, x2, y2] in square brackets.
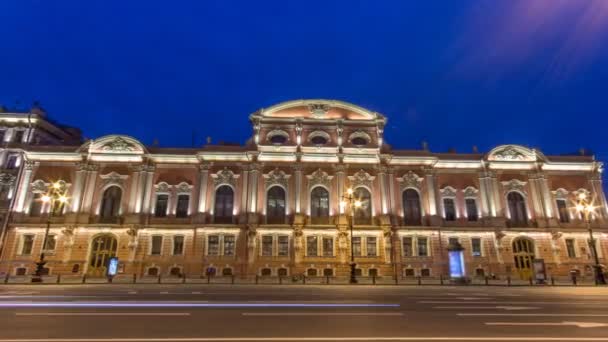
[107, 257, 119, 277]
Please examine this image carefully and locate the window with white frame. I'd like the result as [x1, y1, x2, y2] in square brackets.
[417, 237, 429, 257]
[352, 236, 362, 256]
[43, 234, 57, 252]
[402, 236, 431, 257]
[13, 130, 24, 143]
[206, 234, 236, 256]
[154, 194, 169, 217]
[208, 235, 220, 256]
[260, 234, 289, 257]
[351, 236, 379, 257]
[556, 199, 569, 223]
[277, 235, 289, 256]
[176, 194, 190, 218]
[224, 235, 236, 256]
[261, 235, 273, 256]
[565, 238, 576, 258]
[402, 237, 413, 257]
[305, 235, 334, 257]
[172, 235, 184, 255]
[443, 198, 456, 221]
[20, 234, 34, 255]
[322, 237, 334, 257]
[366, 237, 377, 257]
[150, 235, 163, 255]
[465, 198, 478, 221]
[471, 237, 482, 257]
[306, 236, 318, 256]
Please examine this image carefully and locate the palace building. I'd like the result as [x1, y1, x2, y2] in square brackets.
[0, 99, 606, 280]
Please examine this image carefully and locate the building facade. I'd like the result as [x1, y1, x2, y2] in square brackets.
[0, 99, 606, 280]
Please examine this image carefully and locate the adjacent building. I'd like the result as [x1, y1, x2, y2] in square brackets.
[0, 99, 606, 280]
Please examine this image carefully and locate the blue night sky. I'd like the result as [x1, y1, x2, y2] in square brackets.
[1, 1, 607, 160]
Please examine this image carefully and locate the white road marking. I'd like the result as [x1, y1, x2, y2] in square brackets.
[486, 321, 608, 328]
[1, 337, 608, 341]
[127, 292, 137, 295]
[460, 313, 608, 317]
[15, 312, 190, 317]
[159, 292, 169, 294]
[434, 306, 538, 310]
[242, 312, 404, 317]
[192, 292, 201, 294]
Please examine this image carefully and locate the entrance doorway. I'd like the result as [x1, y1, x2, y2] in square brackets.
[87, 234, 118, 276]
[512, 237, 535, 280]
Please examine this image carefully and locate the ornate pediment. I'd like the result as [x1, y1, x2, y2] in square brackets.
[0, 173, 16, 186]
[440, 186, 457, 198]
[501, 179, 527, 193]
[348, 169, 375, 189]
[86, 135, 146, 155]
[307, 168, 333, 188]
[155, 182, 171, 193]
[552, 188, 569, 200]
[102, 137, 136, 152]
[30, 179, 48, 193]
[264, 168, 290, 188]
[488, 145, 537, 162]
[212, 168, 239, 187]
[99, 172, 129, 188]
[308, 103, 330, 118]
[397, 171, 423, 190]
[463, 186, 479, 198]
[175, 182, 193, 194]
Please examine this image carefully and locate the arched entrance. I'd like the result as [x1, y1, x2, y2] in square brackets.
[87, 234, 118, 276]
[512, 237, 535, 280]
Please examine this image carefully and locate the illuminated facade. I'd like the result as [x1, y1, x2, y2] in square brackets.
[0, 99, 606, 280]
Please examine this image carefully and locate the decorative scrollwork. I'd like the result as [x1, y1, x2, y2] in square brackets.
[348, 169, 375, 189]
[212, 168, 238, 187]
[397, 171, 423, 191]
[307, 168, 333, 189]
[501, 179, 527, 193]
[264, 168, 290, 188]
[0, 173, 16, 186]
[440, 186, 457, 198]
[101, 137, 136, 152]
[463, 186, 479, 198]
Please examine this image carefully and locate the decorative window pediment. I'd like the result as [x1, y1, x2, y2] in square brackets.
[264, 168, 290, 188]
[308, 130, 330, 145]
[266, 129, 289, 145]
[440, 186, 458, 198]
[397, 171, 423, 190]
[348, 131, 371, 146]
[552, 188, 569, 200]
[155, 182, 171, 193]
[100, 172, 129, 188]
[175, 182, 193, 194]
[30, 179, 48, 193]
[307, 169, 333, 188]
[573, 188, 591, 199]
[212, 168, 239, 187]
[488, 145, 537, 162]
[348, 169, 375, 189]
[501, 179, 527, 193]
[463, 186, 479, 198]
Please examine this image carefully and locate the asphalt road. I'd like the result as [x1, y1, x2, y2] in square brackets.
[0, 284, 607, 341]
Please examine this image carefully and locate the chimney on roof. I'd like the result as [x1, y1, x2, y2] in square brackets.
[30, 101, 46, 117]
[421, 140, 429, 151]
[206, 136, 212, 145]
[472, 145, 479, 153]
[579, 148, 586, 156]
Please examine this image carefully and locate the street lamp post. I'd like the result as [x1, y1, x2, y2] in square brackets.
[575, 193, 606, 285]
[341, 188, 362, 284]
[31, 182, 68, 283]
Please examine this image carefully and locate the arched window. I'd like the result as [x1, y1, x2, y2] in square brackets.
[100, 186, 122, 222]
[507, 192, 527, 227]
[266, 186, 286, 224]
[310, 186, 330, 224]
[354, 187, 372, 225]
[29, 193, 43, 217]
[403, 189, 421, 225]
[214, 185, 234, 223]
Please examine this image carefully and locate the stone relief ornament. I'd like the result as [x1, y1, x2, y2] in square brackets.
[127, 227, 139, 249]
[440, 186, 458, 198]
[155, 182, 171, 193]
[212, 168, 238, 187]
[397, 171, 423, 190]
[489, 145, 536, 162]
[24, 160, 36, 170]
[552, 188, 569, 200]
[100, 172, 128, 188]
[30, 179, 48, 193]
[307, 169, 333, 188]
[0, 173, 16, 186]
[61, 226, 75, 248]
[264, 168, 290, 188]
[348, 169, 375, 189]
[463, 186, 479, 198]
[101, 137, 136, 152]
[494, 146, 526, 160]
[175, 182, 193, 194]
[501, 179, 527, 193]
[308, 103, 330, 118]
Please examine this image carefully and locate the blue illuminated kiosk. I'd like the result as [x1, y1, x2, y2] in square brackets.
[447, 240, 467, 284]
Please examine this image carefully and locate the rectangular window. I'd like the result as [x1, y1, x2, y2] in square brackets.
[307, 236, 318, 257]
[366, 237, 377, 257]
[471, 237, 482, 257]
[443, 198, 456, 221]
[448, 237, 459, 246]
[262, 235, 273, 256]
[223, 235, 235, 256]
[277, 235, 289, 256]
[173, 235, 184, 255]
[322, 237, 333, 257]
[402, 237, 413, 257]
[13, 130, 24, 143]
[353, 236, 362, 257]
[176, 194, 190, 218]
[557, 199, 569, 223]
[151, 235, 163, 255]
[417, 237, 428, 257]
[21, 234, 34, 255]
[5, 155, 18, 169]
[154, 194, 169, 217]
[43, 234, 56, 252]
[207, 235, 220, 256]
[566, 239, 576, 258]
[466, 198, 478, 221]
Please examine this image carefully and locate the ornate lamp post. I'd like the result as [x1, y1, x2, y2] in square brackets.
[31, 181, 68, 283]
[575, 192, 606, 285]
[341, 188, 362, 284]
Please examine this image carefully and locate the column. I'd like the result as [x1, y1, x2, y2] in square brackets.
[140, 166, 155, 214]
[387, 167, 396, 216]
[197, 164, 210, 213]
[539, 174, 555, 221]
[240, 167, 249, 213]
[527, 173, 545, 222]
[248, 165, 259, 213]
[378, 166, 388, 215]
[489, 172, 503, 217]
[424, 169, 438, 217]
[127, 167, 141, 214]
[590, 173, 608, 220]
[478, 172, 491, 218]
[14, 161, 35, 212]
[335, 165, 345, 214]
[294, 166, 302, 214]
[69, 165, 87, 213]
[81, 165, 99, 213]
[134, 167, 147, 213]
